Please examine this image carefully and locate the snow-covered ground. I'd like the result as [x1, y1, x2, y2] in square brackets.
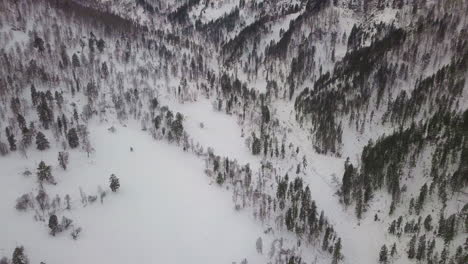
[0, 122, 268, 263]
[168, 99, 259, 165]
[272, 100, 387, 264]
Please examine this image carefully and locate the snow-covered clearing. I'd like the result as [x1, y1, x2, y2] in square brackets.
[0, 122, 268, 263]
[168, 99, 258, 165]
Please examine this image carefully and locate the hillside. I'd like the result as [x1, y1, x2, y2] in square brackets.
[0, 0, 466, 264]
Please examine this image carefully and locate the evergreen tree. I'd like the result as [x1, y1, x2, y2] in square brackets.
[341, 158, 353, 205]
[67, 128, 79, 148]
[379, 244, 388, 263]
[12, 246, 28, 264]
[35, 132, 50, 150]
[409, 197, 415, 215]
[97, 39, 105, 52]
[252, 133, 261, 155]
[17, 114, 26, 130]
[256, 237, 263, 254]
[37, 96, 52, 129]
[440, 246, 449, 264]
[6, 127, 16, 151]
[216, 172, 224, 185]
[355, 188, 363, 219]
[48, 214, 59, 236]
[109, 174, 120, 192]
[322, 227, 331, 251]
[415, 183, 428, 214]
[390, 243, 397, 257]
[171, 113, 184, 143]
[30, 85, 38, 106]
[37, 161, 55, 185]
[408, 235, 417, 259]
[443, 214, 457, 243]
[332, 238, 342, 264]
[285, 207, 295, 231]
[416, 234, 426, 261]
[427, 238, 436, 260]
[72, 53, 80, 67]
[58, 151, 69, 170]
[424, 214, 433, 231]
[33, 36, 45, 53]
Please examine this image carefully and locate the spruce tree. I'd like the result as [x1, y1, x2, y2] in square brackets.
[355, 188, 363, 219]
[424, 214, 433, 231]
[48, 214, 59, 236]
[440, 246, 449, 264]
[252, 133, 261, 155]
[72, 53, 80, 67]
[341, 158, 353, 206]
[35, 132, 50, 150]
[67, 128, 79, 148]
[58, 151, 69, 170]
[416, 234, 426, 260]
[390, 243, 397, 257]
[171, 113, 184, 143]
[216, 172, 224, 185]
[332, 238, 342, 264]
[37, 97, 52, 129]
[12, 246, 28, 264]
[6, 127, 16, 151]
[37, 161, 55, 185]
[407, 235, 417, 259]
[379, 244, 388, 263]
[322, 227, 331, 251]
[109, 174, 120, 192]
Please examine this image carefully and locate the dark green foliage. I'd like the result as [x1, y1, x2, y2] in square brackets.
[168, 0, 200, 24]
[97, 39, 105, 52]
[109, 174, 120, 192]
[72, 53, 80, 67]
[322, 226, 331, 251]
[37, 161, 55, 185]
[341, 158, 354, 205]
[12, 246, 28, 264]
[408, 235, 417, 259]
[416, 235, 426, 261]
[216, 173, 224, 185]
[48, 214, 59, 236]
[33, 36, 45, 53]
[36, 94, 53, 129]
[386, 54, 468, 125]
[379, 244, 388, 263]
[135, 0, 155, 14]
[35, 132, 49, 150]
[424, 214, 433, 231]
[390, 243, 397, 257]
[199, 8, 239, 45]
[67, 128, 79, 148]
[170, 113, 184, 143]
[6, 127, 16, 151]
[252, 133, 261, 155]
[415, 184, 428, 214]
[332, 238, 342, 264]
[222, 16, 271, 65]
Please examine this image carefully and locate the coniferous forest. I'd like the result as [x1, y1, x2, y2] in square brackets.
[0, 0, 466, 264]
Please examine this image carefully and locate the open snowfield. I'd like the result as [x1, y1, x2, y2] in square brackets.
[0, 122, 268, 264]
[169, 99, 259, 165]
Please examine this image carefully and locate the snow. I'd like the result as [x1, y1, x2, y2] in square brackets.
[272, 99, 387, 264]
[168, 99, 259, 165]
[0, 122, 268, 263]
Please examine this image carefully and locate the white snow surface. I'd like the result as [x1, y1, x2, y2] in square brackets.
[0, 122, 268, 264]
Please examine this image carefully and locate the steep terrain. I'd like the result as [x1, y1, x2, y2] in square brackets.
[0, 0, 467, 264]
